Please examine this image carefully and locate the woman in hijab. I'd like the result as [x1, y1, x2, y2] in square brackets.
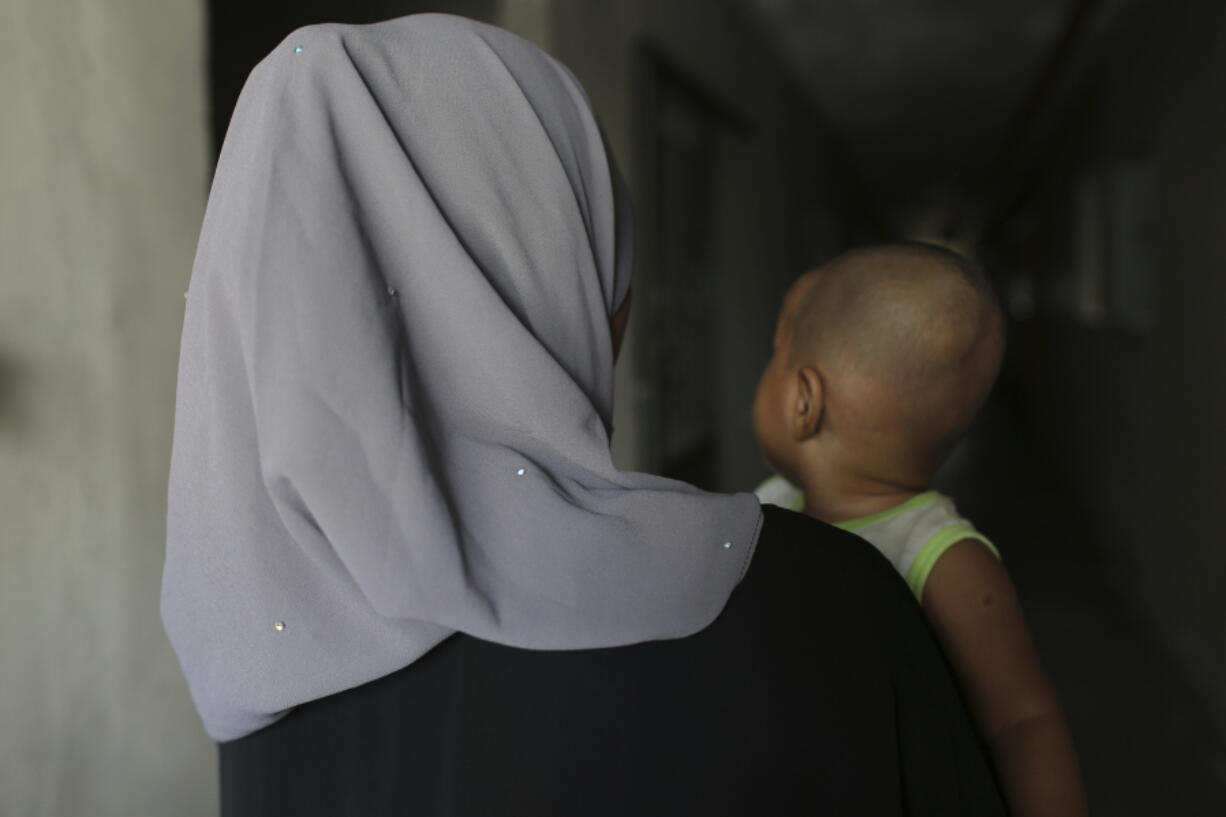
[164, 14, 1006, 815]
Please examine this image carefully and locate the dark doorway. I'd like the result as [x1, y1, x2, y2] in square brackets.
[207, 1, 498, 159]
[631, 49, 745, 489]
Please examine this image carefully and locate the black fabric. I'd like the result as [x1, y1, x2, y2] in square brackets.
[220, 506, 1006, 816]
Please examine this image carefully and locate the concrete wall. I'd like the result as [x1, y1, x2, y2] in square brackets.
[986, 0, 1226, 731]
[0, 1, 214, 815]
[504, 0, 861, 490]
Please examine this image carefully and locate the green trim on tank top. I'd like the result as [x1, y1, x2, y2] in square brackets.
[786, 491, 804, 512]
[904, 524, 999, 603]
[832, 491, 942, 533]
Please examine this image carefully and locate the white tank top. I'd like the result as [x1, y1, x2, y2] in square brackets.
[755, 476, 998, 602]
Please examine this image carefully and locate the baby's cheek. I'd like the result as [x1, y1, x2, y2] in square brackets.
[751, 383, 782, 465]
[750, 381, 768, 445]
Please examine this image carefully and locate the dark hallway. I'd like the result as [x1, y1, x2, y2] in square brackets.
[935, 394, 1226, 813]
[742, 0, 1226, 809]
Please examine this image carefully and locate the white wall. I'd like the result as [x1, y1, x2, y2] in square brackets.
[0, 1, 214, 814]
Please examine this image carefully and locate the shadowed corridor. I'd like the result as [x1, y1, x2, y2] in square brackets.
[934, 389, 1226, 815]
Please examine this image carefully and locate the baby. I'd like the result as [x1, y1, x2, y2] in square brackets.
[753, 244, 1088, 817]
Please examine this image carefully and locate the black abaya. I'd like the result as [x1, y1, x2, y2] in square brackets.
[220, 506, 1006, 816]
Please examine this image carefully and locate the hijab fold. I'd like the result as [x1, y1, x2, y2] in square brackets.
[163, 14, 762, 742]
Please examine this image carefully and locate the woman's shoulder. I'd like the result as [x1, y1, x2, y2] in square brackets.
[743, 503, 923, 619]
[727, 504, 973, 696]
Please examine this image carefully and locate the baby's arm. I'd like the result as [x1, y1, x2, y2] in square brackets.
[921, 540, 1089, 817]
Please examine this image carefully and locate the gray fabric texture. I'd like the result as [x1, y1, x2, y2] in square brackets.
[162, 14, 762, 742]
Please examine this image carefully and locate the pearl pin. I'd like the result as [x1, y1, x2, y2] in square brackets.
[294, 46, 303, 54]
[516, 467, 526, 476]
[274, 620, 286, 631]
[722, 542, 732, 549]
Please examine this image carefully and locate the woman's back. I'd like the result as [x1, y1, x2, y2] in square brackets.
[221, 506, 1006, 816]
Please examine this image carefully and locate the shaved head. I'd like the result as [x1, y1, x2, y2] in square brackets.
[786, 243, 1004, 478]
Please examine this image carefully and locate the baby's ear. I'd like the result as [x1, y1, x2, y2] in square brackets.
[792, 366, 824, 441]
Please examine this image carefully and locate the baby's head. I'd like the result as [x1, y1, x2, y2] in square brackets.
[753, 243, 1004, 493]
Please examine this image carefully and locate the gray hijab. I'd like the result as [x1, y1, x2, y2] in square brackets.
[163, 14, 762, 742]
